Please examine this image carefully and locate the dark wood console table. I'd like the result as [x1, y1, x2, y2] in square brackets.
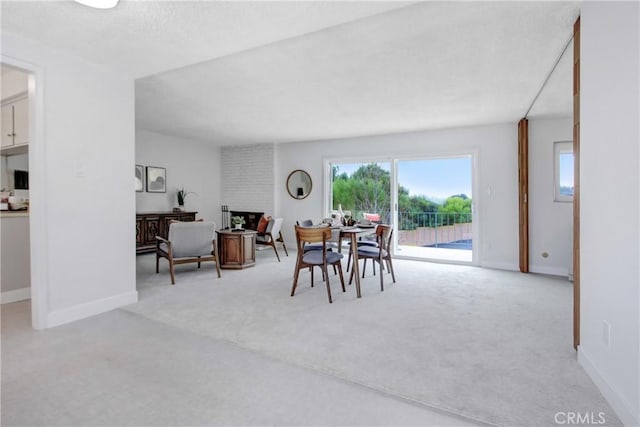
[136, 211, 197, 253]
[217, 229, 257, 269]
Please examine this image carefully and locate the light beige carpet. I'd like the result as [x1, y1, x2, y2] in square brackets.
[129, 251, 621, 426]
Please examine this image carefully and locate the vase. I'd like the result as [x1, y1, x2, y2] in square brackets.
[177, 205, 185, 212]
[234, 224, 243, 230]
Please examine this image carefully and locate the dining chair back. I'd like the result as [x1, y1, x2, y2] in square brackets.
[291, 225, 345, 303]
[296, 219, 338, 252]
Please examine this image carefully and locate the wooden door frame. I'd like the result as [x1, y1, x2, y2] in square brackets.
[573, 17, 581, 349]
[518, 118, 529, 273]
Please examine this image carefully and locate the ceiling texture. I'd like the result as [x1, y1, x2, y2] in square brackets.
[1, 1, 580, 146]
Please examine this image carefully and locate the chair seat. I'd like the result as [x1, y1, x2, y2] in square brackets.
[348, 240, 378, 247]
[303, 250, 344, 265]
[357, 245, 388, 258]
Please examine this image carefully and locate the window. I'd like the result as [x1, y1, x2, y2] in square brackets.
[554, 141, 574, 202]
[328, 161, 392, 221]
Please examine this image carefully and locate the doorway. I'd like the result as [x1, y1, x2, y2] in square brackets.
[394, 156, 474, 263]
[1, 55, 46, 330]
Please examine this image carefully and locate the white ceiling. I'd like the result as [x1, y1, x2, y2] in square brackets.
[1, 1, 580, 146]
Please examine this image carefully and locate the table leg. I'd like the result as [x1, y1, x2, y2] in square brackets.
[350, 233, 362, 298]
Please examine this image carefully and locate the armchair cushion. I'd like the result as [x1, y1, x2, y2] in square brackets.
[257, 216, 272, 233]
[167, 221, 217, 258]
[257, 217, 282, 243]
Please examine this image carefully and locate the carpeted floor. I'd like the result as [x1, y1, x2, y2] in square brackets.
[126, 250, 621, 426]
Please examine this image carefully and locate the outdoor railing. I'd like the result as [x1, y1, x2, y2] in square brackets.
[398, 211, 472, 248]
[398, 211, 472, 229]
[344, 210, 472, 248]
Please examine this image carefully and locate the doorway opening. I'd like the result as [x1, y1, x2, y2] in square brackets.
[395, 156, 473, 263]
[1, 55, 46, 330]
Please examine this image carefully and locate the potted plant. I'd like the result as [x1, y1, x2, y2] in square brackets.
[176, 187, 196, 211]
[231, 215, 245, 230]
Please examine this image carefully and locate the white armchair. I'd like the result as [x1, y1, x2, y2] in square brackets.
[256, 217, 288, 261]
[156, 221, 221, 284]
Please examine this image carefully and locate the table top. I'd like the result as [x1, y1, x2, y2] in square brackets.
[339, 226, 377, 234]
[217, 228, 258, 235]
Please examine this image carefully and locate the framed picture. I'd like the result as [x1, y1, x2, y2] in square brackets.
[135, 165, 144, 192]
[146, 166, 166, 193]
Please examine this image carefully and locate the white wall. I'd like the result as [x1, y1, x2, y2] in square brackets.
[529, 118, 573, 276]
[2, 33, 137, 328]
[1, 67, 28, 99]
[276, 123, 520, 269]
[579, 3, 639, 426]
[136, 130, 221, 224]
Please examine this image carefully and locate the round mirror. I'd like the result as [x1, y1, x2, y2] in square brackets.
[286, 170, 312, 200]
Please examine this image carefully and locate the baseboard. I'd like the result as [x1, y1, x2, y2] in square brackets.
[1, 287, 31, 304]
[578, 347, 639, 426]
[479, 261, 519, 271]
[47, 290, 138, 328]
[529, 264, 569, 277]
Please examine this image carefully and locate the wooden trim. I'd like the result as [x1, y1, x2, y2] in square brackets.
[518, 118, 529, 273]
[573, 17, 581, 350]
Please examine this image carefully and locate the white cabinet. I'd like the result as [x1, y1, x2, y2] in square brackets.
[1, 97, 28, 149]
[1, 104, 13, 147]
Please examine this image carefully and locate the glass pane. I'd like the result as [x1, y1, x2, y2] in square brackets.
[559, 152, 574, 196]
[396, 157, 473, 262]
[331, 162, 391, 222]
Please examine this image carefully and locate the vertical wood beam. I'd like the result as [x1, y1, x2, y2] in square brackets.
[518, 118, 529, 273]
[573, 17, 581, 350]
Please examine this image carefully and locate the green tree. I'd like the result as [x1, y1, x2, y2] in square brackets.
[438, 195, 472, 224]
[398, 187, 441, 229]
[332, 164, 390, 219]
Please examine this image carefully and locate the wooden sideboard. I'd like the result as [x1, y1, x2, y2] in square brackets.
[217, 229, 257, 269]
[136, 211, 197, 253]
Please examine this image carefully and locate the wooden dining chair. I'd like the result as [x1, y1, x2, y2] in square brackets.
[349, 224, 396, 291]
[296, 220, 339, 278]
[346, 228, 379, 273]
[291, 225, 345, 303]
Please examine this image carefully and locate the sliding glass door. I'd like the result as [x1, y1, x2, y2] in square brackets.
[395, 156, 473, 263]
[326, 155, 475, 264]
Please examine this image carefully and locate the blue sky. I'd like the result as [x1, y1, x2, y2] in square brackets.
[559, 153, 574, 188]
[333, 157, 472, 202]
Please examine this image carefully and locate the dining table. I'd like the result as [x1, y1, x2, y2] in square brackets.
[335, 225, 378, 298]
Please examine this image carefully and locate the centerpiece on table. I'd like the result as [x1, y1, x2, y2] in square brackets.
[231, 215, 246, 230]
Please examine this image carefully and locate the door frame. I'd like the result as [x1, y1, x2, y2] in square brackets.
[392, 151, 479, 266]
[323, 150, 479, 266]
[2, 54, 48, 330]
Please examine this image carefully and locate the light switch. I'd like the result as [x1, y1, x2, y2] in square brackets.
[74, 159, 87, 177]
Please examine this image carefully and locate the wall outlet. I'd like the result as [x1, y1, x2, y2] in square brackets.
[602, 320, 611, 348]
